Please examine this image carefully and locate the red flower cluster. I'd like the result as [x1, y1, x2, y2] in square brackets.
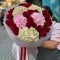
[5, 3, 52, 37]
[39, 28, 50, 36]
[6, 13, 13, 19]
[42, 10, 52, 27]
[6, 8, 19, 35]
[23, 10, 38, 18]
[43, 10, 50, 19]
[19, 3, 31, 8]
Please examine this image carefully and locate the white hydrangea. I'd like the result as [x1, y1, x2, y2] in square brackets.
[12, 6, 28, 16]
[28, 4, 42, 13]
[18, 27, 39, 42]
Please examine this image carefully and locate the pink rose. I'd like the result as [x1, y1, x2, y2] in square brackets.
[13, 14, 27, 28]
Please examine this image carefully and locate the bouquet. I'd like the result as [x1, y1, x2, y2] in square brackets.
[4, 2, 53, 60]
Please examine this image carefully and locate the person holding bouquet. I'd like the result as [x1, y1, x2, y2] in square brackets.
[3, 1, 60, 60]
[0, 10, 5, 27]
[37, 6, 60, 60]
[12, 5, 60, 60]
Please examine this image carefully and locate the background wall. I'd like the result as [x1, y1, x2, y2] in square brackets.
[42, 0, 60, 22]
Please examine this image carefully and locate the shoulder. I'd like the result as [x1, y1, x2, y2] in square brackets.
[52, 21, 60, 28]
[51, 21, 60, 34]
[51, 21, 60, 42]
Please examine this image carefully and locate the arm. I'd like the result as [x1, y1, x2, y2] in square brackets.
[41, 40, 59, 49]
[41, 23, 60, 49]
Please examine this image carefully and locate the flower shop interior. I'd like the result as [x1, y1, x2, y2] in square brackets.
[0, 0, 60, 60]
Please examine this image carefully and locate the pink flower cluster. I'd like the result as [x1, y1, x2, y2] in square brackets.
[30, 12, 46, 27]
[13, 14, 27, 28]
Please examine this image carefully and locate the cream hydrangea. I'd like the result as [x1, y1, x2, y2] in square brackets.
[18, 27, 39, 42]
[12, 6, 28, 16]
[28, 4, 42, 13]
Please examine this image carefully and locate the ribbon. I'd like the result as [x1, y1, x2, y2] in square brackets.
[20, 47, 26, 60]
[20, 47, 23, 60]
[24, 47, 26, 60]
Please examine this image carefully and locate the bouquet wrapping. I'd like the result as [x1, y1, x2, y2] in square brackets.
[4, 2, 53, 60]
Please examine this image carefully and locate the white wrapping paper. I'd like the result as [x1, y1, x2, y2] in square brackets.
[4, 21, 54, 47]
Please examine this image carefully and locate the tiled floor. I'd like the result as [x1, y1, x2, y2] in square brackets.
[0, 26, 16, 60]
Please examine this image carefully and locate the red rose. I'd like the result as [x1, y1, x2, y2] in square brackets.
[44, 17, 51, 21]
[8, 8, 14, 13]
[33, 10, 38, 13]
[6, 20, 10, 26]
[26, 23, 31, 28]
[6, 19, 13, 26]
[19, 3, 31, 8]
[44, 19, 52, 27]
[25, 3, 31, 8]
[39, 28, 47, 36]
[13, 29, 19, 35]
[27, 17, 33, 22]
[26, 17, 33, 28]
[23, 11, 30, 17]
[37, 25, 42, 31]
[10, 23, 16, 30]
[46, 28, 50, 32]
[32, 22, 38, 29]
[28, 10, 34, 15]
[6, 13, 13, 19]
[28, 10, 38, 15]
[42, 10, 50, 19]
